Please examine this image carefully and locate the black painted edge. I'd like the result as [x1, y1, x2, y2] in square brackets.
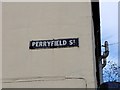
[91, 0, 101, 87]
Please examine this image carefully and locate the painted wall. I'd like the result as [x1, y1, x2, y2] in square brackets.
[2, 2, 97, 88]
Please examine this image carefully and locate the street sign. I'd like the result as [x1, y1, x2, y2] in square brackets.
[29, 38, 79, 49]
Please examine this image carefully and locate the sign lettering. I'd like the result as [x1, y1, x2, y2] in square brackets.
[29, 38, 79, 49]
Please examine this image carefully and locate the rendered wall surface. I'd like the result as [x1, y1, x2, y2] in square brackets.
[2, 2, 97, 88]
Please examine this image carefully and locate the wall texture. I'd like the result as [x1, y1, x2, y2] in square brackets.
[2, 2, 97, 88]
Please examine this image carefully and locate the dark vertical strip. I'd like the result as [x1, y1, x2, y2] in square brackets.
[91, 1, 101, 87]
[118, 1, 120, 83]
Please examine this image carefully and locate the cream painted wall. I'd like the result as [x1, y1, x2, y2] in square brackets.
[2, 2, 97, 88]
